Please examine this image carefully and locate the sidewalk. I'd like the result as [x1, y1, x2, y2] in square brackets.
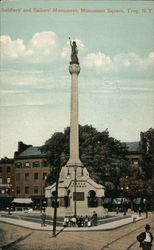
[0, 213, 145, 232]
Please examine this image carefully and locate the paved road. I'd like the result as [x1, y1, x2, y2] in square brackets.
[0, 214, 153, 250]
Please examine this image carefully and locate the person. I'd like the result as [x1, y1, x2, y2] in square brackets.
[66, 216, 69, 227]
[88, 218, 91, 227]
[68, 217, 73, 227]
[76, 216, 80, 227]
[116, 207, 119, 214]
[92, 211, 98, 226]
[137, 224, 153, 250]
[139, 206, 142, 217]
[41, 210, 46, 227]
[78, 215, 84, 227]
[71, 216, 76, 227]
[63, 216, 67, 227]
[84, 216, 88, 227]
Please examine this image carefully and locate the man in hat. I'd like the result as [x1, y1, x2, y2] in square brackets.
[137, 224, 153, 250]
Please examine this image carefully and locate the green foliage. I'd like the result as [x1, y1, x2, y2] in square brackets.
[140, 128, 154, 179]
[40, 132, 68, 185]
[40, 126, 153, 200]
[41, 125, 129, 194]
[120, 175, 152, 200]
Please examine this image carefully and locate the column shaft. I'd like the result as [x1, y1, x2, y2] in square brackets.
[67, 64, 82, 166]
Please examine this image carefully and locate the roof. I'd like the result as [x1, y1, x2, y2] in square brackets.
[15, 146, 46, 159]
[11, 198, 33, 204]
[125, 142, 141, 152]
[0, 157, 14, 163]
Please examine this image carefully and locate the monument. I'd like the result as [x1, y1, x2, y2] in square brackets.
[45, 39, 105, 217]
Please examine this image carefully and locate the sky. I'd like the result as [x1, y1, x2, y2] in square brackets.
[0, 0, 153, 158]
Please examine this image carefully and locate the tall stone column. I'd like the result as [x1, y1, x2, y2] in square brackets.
[67, 64, 82, 167]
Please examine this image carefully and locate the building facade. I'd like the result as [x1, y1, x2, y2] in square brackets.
[125, 141, 143, 167]
[14, 142, 51, 209]
[0, 157, 15, 210]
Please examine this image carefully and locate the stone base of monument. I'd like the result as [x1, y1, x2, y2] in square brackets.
[45, 165, 106, 218]
[46, 206, 106, 218]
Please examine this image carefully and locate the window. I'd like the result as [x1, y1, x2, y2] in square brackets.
[16, 186, 20, 194]
[133, 159, 138, 165]
[0, 178, 2, 184]
[25, 173, 29, 181]
[16, 173, 20, 181]
[24, 162, 30, 168]
[25, 186, 29, 194]
[33, 162, 40, 168]
[15, 162, 22, 168]
[42, 160, 48, 167]
[34, 186, 38, 194]
[34, 173, 38, 180]
[0, 166, 2, 174]
[7, 166, 11, 173]
[88, 190, 98, 207]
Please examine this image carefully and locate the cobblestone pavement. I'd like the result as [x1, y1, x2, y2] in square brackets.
[0, 214, 153, 250]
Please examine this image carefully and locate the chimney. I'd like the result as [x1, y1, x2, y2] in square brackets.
[14, 141, 32, 157]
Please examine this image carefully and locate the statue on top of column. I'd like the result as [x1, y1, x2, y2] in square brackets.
[69, 37, 79, 65]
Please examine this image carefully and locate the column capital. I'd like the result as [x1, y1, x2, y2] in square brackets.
[69, 64, 80, 75]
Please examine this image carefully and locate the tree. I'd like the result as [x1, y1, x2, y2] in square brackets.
[120, 174, 152, 210]
[41, 125, 130, 198]
[41, 132, 68, 185]
[140, 128, 154, 180]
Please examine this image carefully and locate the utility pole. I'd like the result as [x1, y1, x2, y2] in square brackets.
[52, 165, 59, 237]
[52, 153, 65, 237]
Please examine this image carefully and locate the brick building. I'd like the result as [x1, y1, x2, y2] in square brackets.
[124, 131, 150, 169]
[14, 142, 51, 209]
[0, 157, 15, 210]
[125, 141, 142, 167]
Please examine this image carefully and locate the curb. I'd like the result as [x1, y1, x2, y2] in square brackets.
[0, 216, 146, 232]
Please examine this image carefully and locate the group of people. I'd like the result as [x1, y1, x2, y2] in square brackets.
[63, 211, 98, 228]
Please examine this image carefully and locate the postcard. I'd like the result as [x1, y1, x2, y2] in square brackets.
[0, 0, 153, 249]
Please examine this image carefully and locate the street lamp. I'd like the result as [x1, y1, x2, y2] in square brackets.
[121, 183, 129, 215]
[7, 178, 11, 215]
[74, 166, 77, 217]
[40, 174, 47, 212]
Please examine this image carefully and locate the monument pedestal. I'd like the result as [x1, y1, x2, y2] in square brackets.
[46, 164, 106, 217]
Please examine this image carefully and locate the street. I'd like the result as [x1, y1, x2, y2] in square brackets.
[0, 213, 153, 250]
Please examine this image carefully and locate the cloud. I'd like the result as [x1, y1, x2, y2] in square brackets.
[0, 35, 26, 59]
[61, 38, 85, 58]
[0, 31, 58, 63]
[0, 89, 29, 95]
[0, 69, 70, 98]
[83, 51, 154, 77]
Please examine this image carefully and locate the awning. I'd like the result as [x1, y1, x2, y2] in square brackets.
[112, 198, 122, 204]
[11, 198, 33, 204]
[133, 198, 141, 204]
[103, 198, 112, 204]
[112, 198, 129, 204]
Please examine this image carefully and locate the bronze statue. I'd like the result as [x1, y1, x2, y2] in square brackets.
[69, 37, 79, 64]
